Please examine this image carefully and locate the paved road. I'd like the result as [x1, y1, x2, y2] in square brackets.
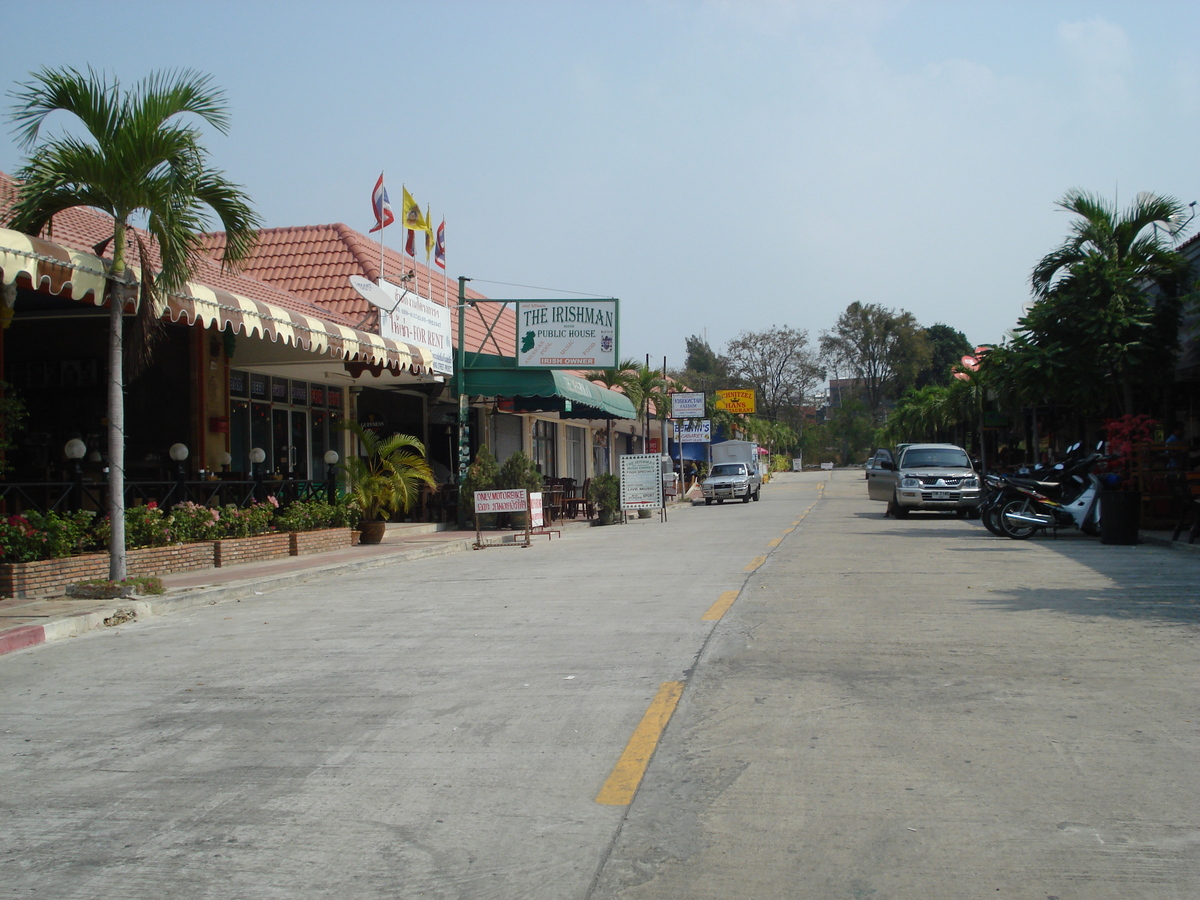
[3, 472, 1198, 899]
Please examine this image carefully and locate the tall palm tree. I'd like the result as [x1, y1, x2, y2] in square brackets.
[1027, 189, 1190, 415]
[626, 362, 669, 452]
[585, 357, 639, 472]
[6, 66, 260, 579]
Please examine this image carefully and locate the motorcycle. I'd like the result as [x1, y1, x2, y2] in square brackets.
[997, 447, 1107, 540]
[978, 444, 1091, 537]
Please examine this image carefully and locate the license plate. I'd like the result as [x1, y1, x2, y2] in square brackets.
[930, 491, 953, 500]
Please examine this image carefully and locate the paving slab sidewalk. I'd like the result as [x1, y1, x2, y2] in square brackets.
[0, 523, 508, 658]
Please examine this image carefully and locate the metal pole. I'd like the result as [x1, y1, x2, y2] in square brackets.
[456, 275, 471, 529]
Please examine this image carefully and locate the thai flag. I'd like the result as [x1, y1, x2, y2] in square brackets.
[434, 219, 446, 269]
[369, 173, 394, 233]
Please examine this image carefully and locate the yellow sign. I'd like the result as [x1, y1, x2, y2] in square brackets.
[715, 389, 756, 414]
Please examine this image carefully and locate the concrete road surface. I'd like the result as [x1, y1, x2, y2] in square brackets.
[2, 472, 1198, 899]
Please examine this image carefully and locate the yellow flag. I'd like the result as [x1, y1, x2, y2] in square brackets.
[402, 186, 429, 232]
[425, 205, 434, 260]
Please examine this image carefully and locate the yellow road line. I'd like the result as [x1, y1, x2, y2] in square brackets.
[768, 537, 782, 547]
[702, 590, 739, 621]
[595, 681, 686, 806]
[745, 555, 766, 572]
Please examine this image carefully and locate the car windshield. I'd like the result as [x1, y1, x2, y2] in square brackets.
[710, 464, 746, 476]
[901, 448, 971, 469]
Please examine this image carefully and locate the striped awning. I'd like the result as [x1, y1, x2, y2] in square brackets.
[0, 228, 432, 374]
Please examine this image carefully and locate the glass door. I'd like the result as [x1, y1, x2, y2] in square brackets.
[272, 408, 310, 478]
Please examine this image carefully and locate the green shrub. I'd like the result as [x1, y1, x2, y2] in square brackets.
[213, 499, 277, 539]
[67, 575, 165, 598]
[0, 509, 102, 562]
[169, 501, 221, 543]
[275, 498, 355, 532]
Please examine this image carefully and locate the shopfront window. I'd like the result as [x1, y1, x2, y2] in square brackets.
[532, 419, 557, 477]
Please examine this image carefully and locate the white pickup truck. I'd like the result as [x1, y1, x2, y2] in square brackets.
[701, 461, 762, 504]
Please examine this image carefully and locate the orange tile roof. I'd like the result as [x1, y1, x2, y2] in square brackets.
[0, 172, 361, 328]
[202, 224, 517, 359]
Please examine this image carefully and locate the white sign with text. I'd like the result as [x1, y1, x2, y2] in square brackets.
[378, 280, 455, 375]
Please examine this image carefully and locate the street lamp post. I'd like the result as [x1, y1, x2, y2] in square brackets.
[169, 443, 189, 508]
[250, 447, 266, 502]
[64, 439, 86, 511]
[324, 450, 339, 505]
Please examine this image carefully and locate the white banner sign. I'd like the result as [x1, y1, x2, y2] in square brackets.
[473, 489, 528, 514]
[619, 453, 663, 510]
[672, 419, 712, 443]
[670, 392, 706, 419]
[515, 300, 618, 369]
[377, 280, 455, 375]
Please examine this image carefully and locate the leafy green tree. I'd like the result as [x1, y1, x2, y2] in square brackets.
[672, 334, 730, 397]
[820, 303, 931, 422]
[1021, 188, 1191, 415]
[915, 324, 973, 388]
[6, 66, 260, 579]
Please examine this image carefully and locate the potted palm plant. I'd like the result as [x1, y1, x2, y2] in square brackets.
[498, 450, 544, 528]
[339, 421, 436, 544]
[588, 473, 621, 525]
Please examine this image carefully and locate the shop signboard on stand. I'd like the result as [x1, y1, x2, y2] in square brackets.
[620, 453, 665, 521]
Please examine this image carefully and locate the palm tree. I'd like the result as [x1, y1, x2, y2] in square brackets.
[585, 357, 639, 472]
[339, 421, 436, 527]
[626, 362, 669, 452]
[6, 66, 260, 579]
[1027, 189, 1190, 415]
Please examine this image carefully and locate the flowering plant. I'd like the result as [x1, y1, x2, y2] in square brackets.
[169, 501, 222, 543]
[1102, 414, 1159, 488]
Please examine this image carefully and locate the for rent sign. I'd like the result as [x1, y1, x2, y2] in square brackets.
[515, 300, 618, 369]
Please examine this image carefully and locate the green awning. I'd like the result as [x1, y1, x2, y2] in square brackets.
[462, 353, 636, 419]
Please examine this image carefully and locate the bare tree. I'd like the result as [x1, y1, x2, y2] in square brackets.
[724, 326, 824, 421]
[819, 303, 930, 422]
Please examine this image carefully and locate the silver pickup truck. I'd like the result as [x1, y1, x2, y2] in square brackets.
[867, 442, 981, 518]
[701, 462, 762, 504]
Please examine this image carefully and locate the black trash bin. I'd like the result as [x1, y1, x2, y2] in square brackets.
[1100, 490, 1141, 545]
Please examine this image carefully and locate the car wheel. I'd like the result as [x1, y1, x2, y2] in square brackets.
[704, 498, 713, 506]
[717, 499, 724, 504]
[891, 493, 909, 518]
[752, 488, 760, 501]
[742, 493, 750, 503]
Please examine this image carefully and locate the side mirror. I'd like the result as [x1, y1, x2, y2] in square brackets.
[880, 459, 895, 471]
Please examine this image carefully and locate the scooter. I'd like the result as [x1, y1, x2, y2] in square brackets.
[997, 449, 1106, 540]
[978, 444, 1093, 538]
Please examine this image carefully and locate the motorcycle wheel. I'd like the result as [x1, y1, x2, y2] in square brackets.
[999, 498, 1040, 540]
[981, 501, 1007, 536]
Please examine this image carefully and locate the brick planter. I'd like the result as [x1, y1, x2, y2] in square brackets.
[289, 527, 355, 556]
[0, 542, 215, 599]
[212, 532, 291, 568]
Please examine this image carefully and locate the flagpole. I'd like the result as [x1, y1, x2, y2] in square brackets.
[378, 172, 386, 285]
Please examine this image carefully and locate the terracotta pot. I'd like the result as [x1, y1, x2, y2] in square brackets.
[358, 521, 387, 544]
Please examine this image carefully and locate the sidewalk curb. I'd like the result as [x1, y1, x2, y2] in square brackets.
[0, 537, 479, 660]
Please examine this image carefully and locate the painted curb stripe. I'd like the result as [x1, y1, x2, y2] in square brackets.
[595, 681, 686, 806]
[0, 624, 46, 657]
[702, 590, 739, 621]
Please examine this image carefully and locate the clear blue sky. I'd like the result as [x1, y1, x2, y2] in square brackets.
[3, 1, 1198, 369]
